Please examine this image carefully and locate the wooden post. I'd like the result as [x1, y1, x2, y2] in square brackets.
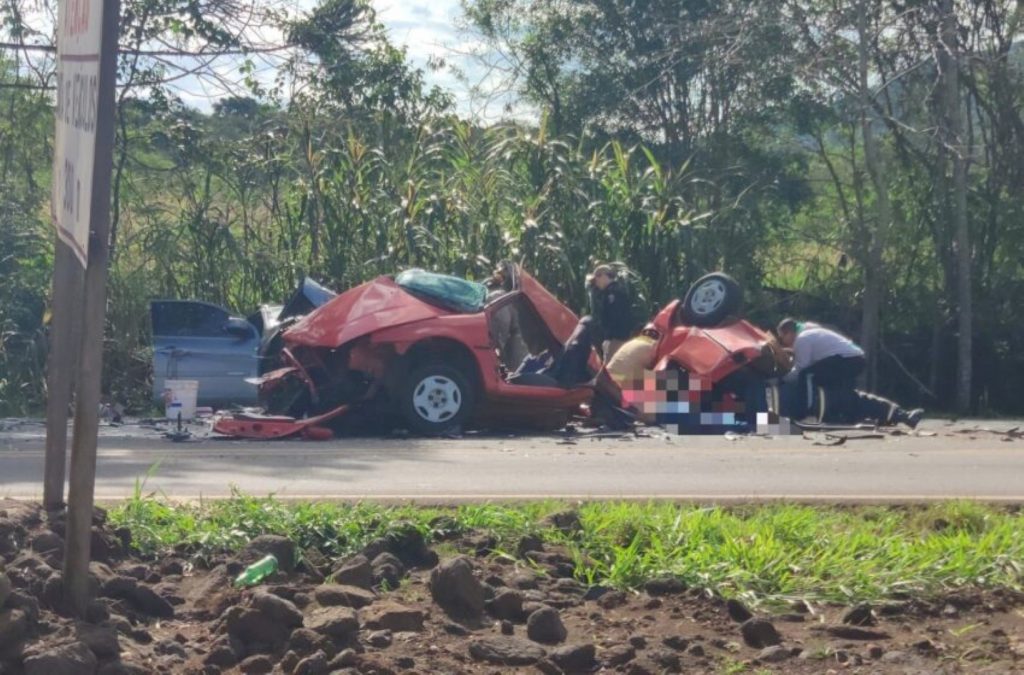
[62, 0, 120, 616]
[43, 240, 85, 510]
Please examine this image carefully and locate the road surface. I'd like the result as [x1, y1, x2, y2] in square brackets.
[1, 419, 1022, 502]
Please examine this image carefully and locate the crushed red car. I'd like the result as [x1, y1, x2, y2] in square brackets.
[612, 273, 790, 432]
[238, 264, 598, 436]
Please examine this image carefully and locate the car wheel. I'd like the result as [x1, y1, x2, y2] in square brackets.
[680, 272, 742, 327]
[399, 363, 476, 436]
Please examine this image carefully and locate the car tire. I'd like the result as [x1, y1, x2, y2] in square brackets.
[399, 362, 476, 436]
[680, 272, 742, 327]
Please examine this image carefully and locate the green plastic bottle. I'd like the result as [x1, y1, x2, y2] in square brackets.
[233, 554, 278, 588]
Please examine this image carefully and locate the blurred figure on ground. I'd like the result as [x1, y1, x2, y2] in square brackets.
[777, 318, 923, 427]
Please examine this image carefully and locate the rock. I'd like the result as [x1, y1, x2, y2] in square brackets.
[204, 642, 239, 668]
[740, 619, 781, 648]
[96, 661, 150, 675]
[154, 639, 188, 659]
[128, 584, 175, 618]
[597, 591, 627, 610]
[286, 628, 332, 658]
[76, 622, 121, 659]
[223, 606, 290, 646]
[551, 643, 597, 672]
[7, 590, 40, 623]
[331, 555, 373, 591]
[501, 620, 514, 635]
[244, 535, 296, 573]
[824, 625, 891, 641]
[305, 606, 359, 640]
[238, 654, 274, 674]
[629, 636, 647, 649]
[868, 644, 885, 659]
[527, 606, 567, 644]
[650, 648, 681, 671]
[367, 629, 392, 648]
[31, 530, 63, 554]
[486, 589, 525, 622]
[90, 527, 120, 563]
[541, 510, 583, 535]
[370, 553, 405, 589]
[429, 556, 485, 619]
[395, 655, 415, 669]
[842, 604, 876, 627]
[0, 572, 11, 607]
[312, 585, 375, 609]
[24, 641, 98, 675]
[0, 608, 29, 651]
[510, 574, 539, 591]
[603, 644, 636, 667]
[85, 600, 110, 624]
[553, 578, 583, 594]
[726, 598, 753, 623]
[686, 643, 705, 658]
[250, 591, 303, 629]
[516, 535, 544, 558]
[757, 645, 790, 663]
[360, 601, 424, 632]
[382, 525, 438, 569]
[468, 637, 546, 666]
[662, 636, 688, 651]
[442, 621, 470, 636]
[280, 651, 300, 673]
[292, 649, 329, 675]
[643, 577, 685, 597]
[328, 648, 359, 669]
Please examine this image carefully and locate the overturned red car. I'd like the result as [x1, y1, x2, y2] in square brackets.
[246, 264, 596, 435]
[612, 273, 790, 431]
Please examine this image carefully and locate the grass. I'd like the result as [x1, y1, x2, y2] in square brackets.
[108, 490, 1024, 607]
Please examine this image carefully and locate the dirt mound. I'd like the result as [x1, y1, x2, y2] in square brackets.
[1, 499, 1022, 674]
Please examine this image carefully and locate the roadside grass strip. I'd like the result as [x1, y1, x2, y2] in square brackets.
[110, 491, 1023, 607]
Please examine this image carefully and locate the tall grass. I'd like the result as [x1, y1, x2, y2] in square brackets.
[109, 496, 1024, 606]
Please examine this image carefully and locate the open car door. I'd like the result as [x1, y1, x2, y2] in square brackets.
[150, 300, 260, 406]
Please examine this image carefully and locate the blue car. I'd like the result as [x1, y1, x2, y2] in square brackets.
[150, 278, 335, 407]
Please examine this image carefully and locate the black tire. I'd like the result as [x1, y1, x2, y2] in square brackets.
[398, 362, 476, 436]
[680, 272, 743, 327]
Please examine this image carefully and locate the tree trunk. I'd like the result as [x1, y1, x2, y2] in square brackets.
[856, 1, 891, 392]
[939, 0, 972, 413]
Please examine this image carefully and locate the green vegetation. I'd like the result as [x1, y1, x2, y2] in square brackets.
[109, 494, 1024, 606]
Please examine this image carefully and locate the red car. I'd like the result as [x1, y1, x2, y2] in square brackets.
[638, 273, 789, 428]
[252, 264, 596, 435]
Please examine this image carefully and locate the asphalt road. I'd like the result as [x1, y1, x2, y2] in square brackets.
[1, 419, 1022, 502]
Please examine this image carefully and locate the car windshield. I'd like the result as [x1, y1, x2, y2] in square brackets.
[395, 269, 487, 313]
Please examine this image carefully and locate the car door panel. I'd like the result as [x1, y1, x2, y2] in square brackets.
[150, 300, 260, 406]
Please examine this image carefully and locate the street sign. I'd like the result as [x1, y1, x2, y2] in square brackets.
[52, 0, 106, 267]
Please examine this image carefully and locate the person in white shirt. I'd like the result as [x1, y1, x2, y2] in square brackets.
[777, 318, 923, 427]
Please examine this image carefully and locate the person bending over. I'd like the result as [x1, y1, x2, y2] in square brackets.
[777, 318, 923, 428]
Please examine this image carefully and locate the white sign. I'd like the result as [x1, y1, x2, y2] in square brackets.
[52, 0, 106, 267]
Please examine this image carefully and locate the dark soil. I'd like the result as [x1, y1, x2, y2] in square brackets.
[1, 499, 1022, 674]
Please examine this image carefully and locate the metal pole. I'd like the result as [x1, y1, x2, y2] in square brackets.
[43, 240, 84, 510]
[62, 0, 120, 616]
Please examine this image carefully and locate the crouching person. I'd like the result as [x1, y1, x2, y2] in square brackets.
[776, 318, 923, 428]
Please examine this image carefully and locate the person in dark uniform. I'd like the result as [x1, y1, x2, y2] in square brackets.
[777, 318, 923, 427]
[587, 265, 636, 360]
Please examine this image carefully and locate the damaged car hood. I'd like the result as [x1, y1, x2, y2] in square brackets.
[283, 276, 449, 348]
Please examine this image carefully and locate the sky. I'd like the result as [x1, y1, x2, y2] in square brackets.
[371, 0, 528, 120]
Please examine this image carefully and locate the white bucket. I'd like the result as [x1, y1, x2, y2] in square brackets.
[163, 379, 199, 421]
